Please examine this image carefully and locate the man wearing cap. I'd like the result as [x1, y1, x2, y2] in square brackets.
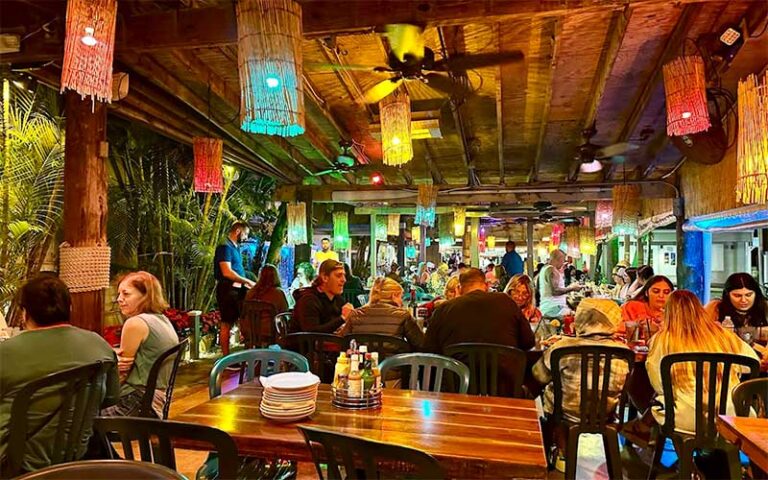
[293, 259, 354, 333]
[214, 221, 255, 357]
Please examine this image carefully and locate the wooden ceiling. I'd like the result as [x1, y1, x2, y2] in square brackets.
[2, 0, 767, 198]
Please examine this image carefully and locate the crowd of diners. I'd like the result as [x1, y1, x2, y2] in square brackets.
[1, 246, 767, 475]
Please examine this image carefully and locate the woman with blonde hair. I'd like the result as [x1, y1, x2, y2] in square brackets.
[647, 290, 758, 435]
[504, 274, 542, 324]
[102, 271, 179, 417]
[338, 276, 424, 348]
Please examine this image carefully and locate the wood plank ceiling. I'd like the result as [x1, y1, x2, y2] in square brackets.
[1, 0, 765, 200]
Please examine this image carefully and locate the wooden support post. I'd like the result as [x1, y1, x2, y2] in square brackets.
[369, 214, 377, 282]
[637, 235, 645, 265]
[647, 232, 654, 267]
[606, 237, 619, 278]
[470, 218, 480, 268]
[526, 220, 535, 276]
[623, 235, 631, 264]
[674, 197, 685, 287]
[419, 225, 427, 264]
[397, 223, 405, 269]
[63, 92, 108, 333]
[295, 191, 313, 265]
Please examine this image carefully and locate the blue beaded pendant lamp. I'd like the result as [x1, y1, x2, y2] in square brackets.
[415, 184, 439, 227]
[287, 202, 307, 245]
[236, 0, 305, 137]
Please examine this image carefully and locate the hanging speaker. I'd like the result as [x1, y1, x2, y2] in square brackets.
[669, 114, 727, 165]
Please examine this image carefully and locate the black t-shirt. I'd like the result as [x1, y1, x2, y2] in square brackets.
[293, 287, 345, 333]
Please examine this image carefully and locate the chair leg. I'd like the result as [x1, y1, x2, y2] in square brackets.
[539, 417, 554, 470]
[724, 447, 743, 480]
[565, 426, 580, 480]
[647, 434, 665, 480]
[603, 427, 623, 480]
[670, 435, 694, 480]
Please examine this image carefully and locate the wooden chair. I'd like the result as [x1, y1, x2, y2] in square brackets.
[15, 460, 185, 479]
[444, 342, 527, 397]
[93, 417, 239, 480]
[342, 333, 412, 360]
[239, 299, 277, 348]
[299, 425, 444, 479]
[544, 345, 634, 480]
[138, 338, 189, 420]
[3, 361, 114, 478]
[379, 353, 470, 394]
[285, 332, 345, 384]
[209, 348, 309, 398]
[647, 352, 760, 480]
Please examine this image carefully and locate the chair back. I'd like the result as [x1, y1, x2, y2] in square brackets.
[240, 299, 277, 348]
[274, 312, 292, 346]
[299, 425, 444, 480]
[15, 460, 185, 479]
[285, 333, 345, 383]
[209, 348, 309, 398]
[444, 343, 526, 397]
[549, 345, 635, 432]
[342, 333, 412, 360]
[139, 338, 189, 420]
[93, 417, 239, 480]
[731, 377, 768, 418]
[4, 361, 114, 478]
[659, 352, 759, 441]
[379, 353, 470, 394]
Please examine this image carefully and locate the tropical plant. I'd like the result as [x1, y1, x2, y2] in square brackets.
[0, 80, 65, 322]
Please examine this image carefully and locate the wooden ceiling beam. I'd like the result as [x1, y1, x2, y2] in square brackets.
[567, 7, 631, 182]
[603, 3, 702, 181]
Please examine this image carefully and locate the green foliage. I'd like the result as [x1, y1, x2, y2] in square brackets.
[0, 82, 65, 319]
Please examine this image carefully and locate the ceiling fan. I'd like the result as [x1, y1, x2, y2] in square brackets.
[489, 201, 583, 224]
[576, 123, 639, 173]
[309, 24, 524, 104]
[311, 140, 362, 178]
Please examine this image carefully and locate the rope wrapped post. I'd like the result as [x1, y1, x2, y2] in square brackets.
[736, 72, 768, 205]
[59, 243, 111, 293]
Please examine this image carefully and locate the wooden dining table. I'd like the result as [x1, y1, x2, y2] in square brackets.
[174, 383, 548, 479]
[716, 415, 768, 474]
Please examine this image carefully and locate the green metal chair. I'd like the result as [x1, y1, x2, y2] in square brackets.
[379, 353, 470, 394]
[209, 348, 309, 398]
[240, 300, 278, 348]
[15, 460, 185, 479]
[732, 377, 768, 418]
[139, 338, 189, 420]
[342, 333, 412, 360]
[3, 361, 114, 478]
[647, 352, 760, 480]
[444, 342, 527, 397]
[285, 332, 345, 384]
[93, 417, 239, 480]
[299, 425, 445, 480]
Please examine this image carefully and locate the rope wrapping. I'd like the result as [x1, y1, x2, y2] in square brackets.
[59, 243, 111, 292]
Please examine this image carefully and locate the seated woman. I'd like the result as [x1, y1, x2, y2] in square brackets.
[626, 265, 654, 300]
[102, 271, 179, 418]
[338, 277, 424, 349]
[647, 290, 759, 435]
[619, 275, 674, 338]
[533, 299, 631, 470]
[705, 272, 768, 330]
[504, 274, 542, 324]
[246, 265, 289, 312]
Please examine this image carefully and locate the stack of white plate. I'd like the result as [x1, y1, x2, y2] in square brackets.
[259, 372, 321, 422]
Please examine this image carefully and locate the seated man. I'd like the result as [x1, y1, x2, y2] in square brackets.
[532, 298, 631, 471]
[0, 275, 120, 473]
[424, 268, 535, 395]
[293, 259, 354, 333]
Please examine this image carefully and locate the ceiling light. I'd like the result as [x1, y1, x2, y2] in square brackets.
[719, 27, 741, 46]
[579, 159, 603, 173]
[681, 111, 692, 119]
[81, 26, 97, 46]
[265, 75, 280, 89]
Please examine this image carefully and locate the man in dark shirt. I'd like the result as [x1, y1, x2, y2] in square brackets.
[293, 259, 354, 333]
[425, 268, 535, 395]
[213, 221, 255, 357]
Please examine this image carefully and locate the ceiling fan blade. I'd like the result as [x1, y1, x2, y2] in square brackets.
[596, 142, 639, 158]
[305, 62, 391, 72]
[423, 73, 467, 97]
[312, 169, 336, 177]
[363, 77, 403, 104]
[385, 24, 425, 63]
[433, 50, 524, 72]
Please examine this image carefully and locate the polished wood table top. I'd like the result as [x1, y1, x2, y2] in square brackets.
[717, 415, 768, 473]
[174, 383, 547, 479]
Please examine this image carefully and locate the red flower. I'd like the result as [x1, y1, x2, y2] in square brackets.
[103, 325, 122, 347]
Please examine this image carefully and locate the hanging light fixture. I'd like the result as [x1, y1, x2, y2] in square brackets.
[486, 236, 496, 250]
[736, 71, 768, 205]
[375, 216, 388, 241]
[415, 184, 439, 227]
[565, 226, 580, 257]
[439, 214, 454, 247]
[60, 0, 117, 103]
[287, 202, 307, 245]
[380, 89, 413, 166]
[663, 56, 711, 136]
[193, 137, 224, 193]
[550, 224, 564, 252]
[236, 0, 305, 137]
[453, 207, 466, 237]
[612, 185, 641, 236]
[387, 214, 401, 236]
[579, 219, 597, 256]
[595, 200, 613, 230]
[411, 225, 421, 243]
[333, 211, 350, 249]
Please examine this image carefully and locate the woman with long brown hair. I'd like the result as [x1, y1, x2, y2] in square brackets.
[647, 290, 758, 434]
[245, 264, 289, 314]
[504, 274, 542, 324]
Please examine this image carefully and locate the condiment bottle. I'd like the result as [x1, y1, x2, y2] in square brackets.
[348, 354, 362, 397]
[333, 352, 350, 388]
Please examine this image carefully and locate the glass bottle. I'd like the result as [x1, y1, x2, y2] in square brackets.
[348, 354, 362, 397]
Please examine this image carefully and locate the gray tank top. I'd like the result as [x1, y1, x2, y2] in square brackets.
[124, 313, 179, 394]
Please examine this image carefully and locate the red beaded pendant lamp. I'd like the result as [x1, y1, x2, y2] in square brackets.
[193, 137, 224, 193]
[662, 56, 711, 136]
